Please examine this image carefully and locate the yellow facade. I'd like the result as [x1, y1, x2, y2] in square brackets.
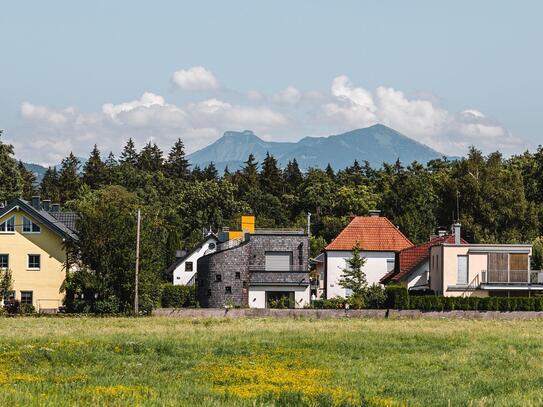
[0, 209, 67, 310]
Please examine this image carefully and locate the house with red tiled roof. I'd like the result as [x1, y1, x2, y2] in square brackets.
[380, 232, 467, 291]
[319, 211, 413, 298]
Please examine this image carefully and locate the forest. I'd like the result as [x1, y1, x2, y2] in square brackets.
[2, 130, 543, 311]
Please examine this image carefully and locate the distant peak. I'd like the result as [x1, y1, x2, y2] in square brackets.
[222, 130, 258, 138]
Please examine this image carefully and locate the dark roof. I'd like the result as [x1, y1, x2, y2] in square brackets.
[49, 211, 79, 233]
[325, 216, 413, 252]
[380, 234, 468, 284]
[0, 198, 78, 240]
[164, 233, 219, 275]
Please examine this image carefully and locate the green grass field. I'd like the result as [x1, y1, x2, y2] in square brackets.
[1, 317, 543, 406]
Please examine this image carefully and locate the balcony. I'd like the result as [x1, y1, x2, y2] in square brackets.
[248, 264, 309, 286]
[481, 270, 543, 285]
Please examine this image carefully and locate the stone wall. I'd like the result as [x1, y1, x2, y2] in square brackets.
[153, 308, 543, 320]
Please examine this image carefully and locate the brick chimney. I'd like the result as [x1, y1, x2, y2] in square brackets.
[31, 196, 41, 210]
[453, 223, 461, 244]
[369, 210, 381, 217]
[42, 199, 51, 211]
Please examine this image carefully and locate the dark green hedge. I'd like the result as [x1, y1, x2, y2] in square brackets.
[384, 285, 409, 309]
[408, 295, 543, 312]
[160, 284, 198, 308]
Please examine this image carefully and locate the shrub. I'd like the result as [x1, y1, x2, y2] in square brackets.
[160, 284, 197, 308]
[19, 303, 36, 315]
[4, 299, 20, 315]
[406, 295, 543, 312]
[385, 285, 409, 309]
[365, 284, 386, 309]
[94, 296, 120, 314]
[311, 297, 348, 309]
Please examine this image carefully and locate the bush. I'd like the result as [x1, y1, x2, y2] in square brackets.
[311, 297, 348, 309]
[406, 295, 543, 312]
[365, 284, 386, 309]
[4, 299, 20, 315]
[94, 296, 120, 314]
[385, 285, 409, 309]
[19, 303, 36, 314]
[160, 284, 197, 308]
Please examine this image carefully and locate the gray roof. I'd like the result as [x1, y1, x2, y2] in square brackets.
[0, 199, 78, 241]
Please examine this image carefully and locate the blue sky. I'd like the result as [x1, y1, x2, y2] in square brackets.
[1, 1, 542, 164]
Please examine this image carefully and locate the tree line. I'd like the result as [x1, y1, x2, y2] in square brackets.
[2, 130, 543, 311]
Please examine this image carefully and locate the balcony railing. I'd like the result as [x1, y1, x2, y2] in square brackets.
[253, 228, 305, 235]
[481, 270, 543, 285]
[248, 264, 308, 272]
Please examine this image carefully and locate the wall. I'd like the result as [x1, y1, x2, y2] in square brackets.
[406, 260, 429, 290]
[326, 251, 395, 298]
[248, 285, 310, 308]
[0, 210, 66, 310]
[172, 237, 217, 285]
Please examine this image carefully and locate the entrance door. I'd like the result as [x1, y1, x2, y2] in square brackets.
[266, 291, 295, 308]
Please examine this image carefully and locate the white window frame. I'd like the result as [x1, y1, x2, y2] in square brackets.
[0, 254, 9, 270]
[0, 216, 15, 233]
[22, 216, 41, 234]
[27, 254, 41, 271]
[457, 255, 468, 285]
[20, 291, 33, 305]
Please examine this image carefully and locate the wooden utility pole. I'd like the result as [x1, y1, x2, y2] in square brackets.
[134, 209, 141, 314]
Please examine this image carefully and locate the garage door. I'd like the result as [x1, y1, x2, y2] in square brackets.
[265, 252, 292, 271]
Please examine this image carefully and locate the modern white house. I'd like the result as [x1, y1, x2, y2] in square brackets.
[167, 234, 219, 285]
[321, 211, 413, 298]
[429, 225, 539, 297]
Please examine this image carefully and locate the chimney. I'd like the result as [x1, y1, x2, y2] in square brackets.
[437, 228, 447, 237]
[51, 203, 60, 212]
[175, 250, 187, 259]
[369, 210, 381, 218]
[42, 199, 51, 212]
[453, 223, 461, 244]
[31, 196, 41, 210]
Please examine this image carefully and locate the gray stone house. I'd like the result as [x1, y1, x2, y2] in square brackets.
[197, 230, 310, 308]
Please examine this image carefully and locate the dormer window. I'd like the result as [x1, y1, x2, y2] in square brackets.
[22, 216, 41, 234]
[0, 216, 15, 233]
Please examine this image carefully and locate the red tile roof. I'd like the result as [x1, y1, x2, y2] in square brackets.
[325, 216, 413, 252]
[380, 234, 467, 284]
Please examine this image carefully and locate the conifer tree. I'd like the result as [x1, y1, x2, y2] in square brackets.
[202, 162, 218, 181]
[82, 145, 106, 189]
[283, 159, 303, 194]
[239, 153, 259, 195]
[57, 153, 81, 203]
[260, 152, 282, 196]
[104, 152, 117, 185]
[138, 142, 163, 172]
[17, 161, 37, 200]
[223, 165, 232, 181]
[165, 138, 189, 180]
[325, 163, 335, 180]
[40, 166, 60, 202]
[338, 243, 367, 299]
[119, 138, 138, 166]
[191, 165, 203, 181]
[0, 130, 22, 202]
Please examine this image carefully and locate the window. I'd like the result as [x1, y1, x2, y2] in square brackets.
[386, 259, 395, 273]
[215, 274, 222, 282]
[22, 216, 41, 233]
[185, 261, 193, 272]
[0, 254, 8, 269]
[225, 286, 232, 294]
[20, 291, 33, 305]
[242, 281, 248, 289]
[0, 216, 15, 233]
[208, 242, 216, 250]
[457, 255, 468, 285]
[207, 289, 212, 297]
[235, 272, 241, 280]
[28, 254, 41, 270]
[265, 252, 292, 271]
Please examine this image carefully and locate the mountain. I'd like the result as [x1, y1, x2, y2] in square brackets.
[187, 124, 446, 172]
[22, 158, 87, 184]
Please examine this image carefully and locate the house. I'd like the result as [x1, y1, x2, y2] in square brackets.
[429, 223, 539, 297]
[380, 226, 467, 291]
[0, 197, 77, 311]
[166, 234, 219, 285]
[321, 211, 413, 298]
[197, 217, 310, 308]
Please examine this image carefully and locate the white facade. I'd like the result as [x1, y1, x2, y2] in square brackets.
[405, 260, 429, 290]
[172, 236, 218, 285]
[248, 285, 310, 308]
[325, 251, 396, 298]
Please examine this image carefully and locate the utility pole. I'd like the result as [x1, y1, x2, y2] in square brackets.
[134, 209, 141, 315]
[307, 212, 311, 237]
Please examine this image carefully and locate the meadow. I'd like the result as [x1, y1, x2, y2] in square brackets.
[1, 317, 543, 406]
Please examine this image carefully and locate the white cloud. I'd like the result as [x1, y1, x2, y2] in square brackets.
[16, 68, 527, 164]
[171, 66, 219, 91]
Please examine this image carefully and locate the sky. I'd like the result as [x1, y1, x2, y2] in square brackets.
[1, 1, 542, 165]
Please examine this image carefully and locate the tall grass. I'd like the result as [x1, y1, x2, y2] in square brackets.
[1, 317, 543, 406]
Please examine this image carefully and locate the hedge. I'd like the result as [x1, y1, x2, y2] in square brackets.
[408, 295, 543, 312]
[160, 284, 198, 308]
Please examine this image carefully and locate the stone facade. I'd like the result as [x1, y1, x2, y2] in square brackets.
[197, 232, 309, 308]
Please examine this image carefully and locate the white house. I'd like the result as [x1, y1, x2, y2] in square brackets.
[322, 212, 413, 298]
[167, 234, 219, 285]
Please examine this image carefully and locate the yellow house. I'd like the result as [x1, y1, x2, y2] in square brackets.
[0, 197, 77, 312]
